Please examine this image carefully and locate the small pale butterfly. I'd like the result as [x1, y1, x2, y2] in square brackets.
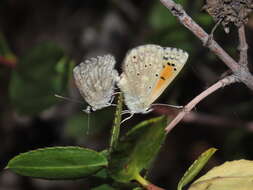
[73, 54, 119, 112]
[117, 44, 189, 114]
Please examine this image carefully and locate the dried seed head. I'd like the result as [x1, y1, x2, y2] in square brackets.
[203, 0, 253, 33]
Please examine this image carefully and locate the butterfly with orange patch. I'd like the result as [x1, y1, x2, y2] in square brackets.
[117, 44, 188, 114]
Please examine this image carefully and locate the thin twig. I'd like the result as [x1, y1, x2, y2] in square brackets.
[165, 75, 238, 132]
[238, 25, 248, 65]
[159, 0, 253, 90]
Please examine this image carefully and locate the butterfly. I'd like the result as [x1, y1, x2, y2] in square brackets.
[117, 44, 189, 114]
[73, 54, 119, 112]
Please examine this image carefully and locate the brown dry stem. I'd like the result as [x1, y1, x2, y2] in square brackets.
[160, 0, 253, 90]
[238, 25, 248, 65]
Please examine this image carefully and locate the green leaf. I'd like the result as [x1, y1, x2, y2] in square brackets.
[91, 184, 115, 190]
[9, 42, 74, 115]
[6, 146, 108, 179]
[64, 108, 114, 142]
[149, 3, 177, 30]
[177, 148, 217, 190]
[109, 93, 123, 153]
[93, 168, 108, 179]
[189, 159, 253, 190]
[109, 116, 167, 183]
[148, 0, 187, 30]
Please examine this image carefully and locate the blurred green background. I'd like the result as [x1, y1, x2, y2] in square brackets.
[0, 0, 253, 189]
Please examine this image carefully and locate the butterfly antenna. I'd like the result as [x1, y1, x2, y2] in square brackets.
[54, 94, 83, 104]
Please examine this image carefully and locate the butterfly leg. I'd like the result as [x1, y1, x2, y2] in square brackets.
[83, 106, 91, 114]
[121, 112, 134, 124]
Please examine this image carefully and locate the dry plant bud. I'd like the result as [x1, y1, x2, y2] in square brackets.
[203, 0, 253, 33]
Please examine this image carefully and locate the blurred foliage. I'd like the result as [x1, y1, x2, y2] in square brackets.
[91, 184, 115, 190]
[65, 107, 114, 143]
[0, 33, 16, 61]
[9, 42, 74, 115]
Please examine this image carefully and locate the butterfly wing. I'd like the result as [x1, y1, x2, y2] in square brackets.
[147, 47, 189, 106]
[73, 55, 119, 111]
[117, 44, 165, 113]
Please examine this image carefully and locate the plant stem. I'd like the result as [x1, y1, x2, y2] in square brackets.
[159, 0, 253, 90]
[238, 25, 248, 65]
[109, 93, 123, 153]
[135, 173, 150, 187]
[165, 75, 238, 132]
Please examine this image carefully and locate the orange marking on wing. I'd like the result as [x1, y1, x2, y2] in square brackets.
[152, 65, 173, 95]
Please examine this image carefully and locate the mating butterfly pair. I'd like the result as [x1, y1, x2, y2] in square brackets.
[73, 44, 189, 114]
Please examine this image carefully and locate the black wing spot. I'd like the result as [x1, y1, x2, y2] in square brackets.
[172, 63, 175, 67]
[160, 76, 166, 80]
[145, 65, 147, 67]
[155, 74, 159, 77]
[163, 56, 168, 60]
[167, 62, 171, 66]
[149, 86, 152, 89]
[174, 68, 177, 71]
[137, 73, 140, 76]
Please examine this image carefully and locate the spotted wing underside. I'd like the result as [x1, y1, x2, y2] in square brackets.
[73, 55, 119, 111]
[118, 44, 188, 113]
[148, 47, 189, 105]
[118, 45, 164, 112]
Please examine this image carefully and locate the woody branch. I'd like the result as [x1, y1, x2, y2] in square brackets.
[160, 0, 253, 90]
[238, 25, 248, 65]
[159, 0, 252, 132]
